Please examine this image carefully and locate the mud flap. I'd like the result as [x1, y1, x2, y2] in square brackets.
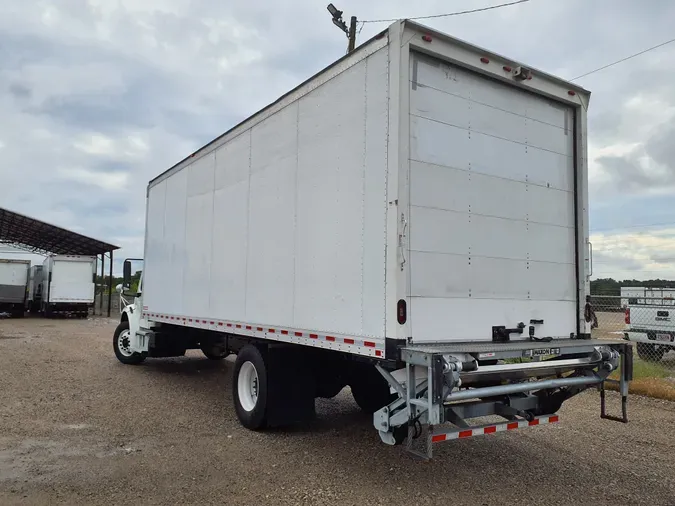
[266, 346, 316, 426]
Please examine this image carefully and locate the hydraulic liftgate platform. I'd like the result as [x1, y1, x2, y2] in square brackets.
[374, 339, 633, 459]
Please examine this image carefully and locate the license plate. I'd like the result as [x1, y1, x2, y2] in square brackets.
[656, 334, 672, 342]
[523, 347, 561, 358]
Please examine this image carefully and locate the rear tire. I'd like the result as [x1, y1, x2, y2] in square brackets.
[233, 345, 268, 430]
[201, 344, 228, 360]
[636, 342, 664, 362]
[350, 365, 395, 414]
[113, 321, 146, 365]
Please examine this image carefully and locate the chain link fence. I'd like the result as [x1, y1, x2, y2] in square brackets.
[589, 294, 675, 373]
[93, 292, 122, 317]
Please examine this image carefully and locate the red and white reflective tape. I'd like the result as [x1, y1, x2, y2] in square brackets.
[431, 415, 559, 443]
[143, 311, 384, 358]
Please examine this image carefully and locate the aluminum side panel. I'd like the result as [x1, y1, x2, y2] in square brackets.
[144, 46, 390, 341]
[294, 55, 368, 335]
[246, 103, 298, 326]
[209, 132, 251, 321]
[163, 168, 188, 315]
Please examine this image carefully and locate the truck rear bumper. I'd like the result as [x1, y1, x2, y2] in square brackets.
[625, 330, 675, 346]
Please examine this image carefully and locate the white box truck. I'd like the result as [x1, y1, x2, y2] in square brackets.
[114, 21, 633, 457]
[0, 258, 29, 317]
[42, 255, 96, 318]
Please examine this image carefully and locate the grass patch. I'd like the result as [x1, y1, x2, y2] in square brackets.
[619, 359, 671, 379]
[608, 358, 675, 401]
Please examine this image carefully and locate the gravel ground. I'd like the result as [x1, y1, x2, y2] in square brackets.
[0, 317, 674, 505]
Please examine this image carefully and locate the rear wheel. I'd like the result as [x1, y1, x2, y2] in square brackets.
[350, 365, 395, 414]
[233, 345, 268, 430]
[201, 343, 228, 360]
[113, 321, 146, 365]
[636, 342, 665, 362]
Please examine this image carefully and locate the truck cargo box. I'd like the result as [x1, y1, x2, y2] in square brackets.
[0, 259, 29, 305]
[142, 21, 590, 358]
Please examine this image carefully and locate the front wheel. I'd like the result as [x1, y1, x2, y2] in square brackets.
[113, 321, 146, 365]
[233, 345, 268, 430]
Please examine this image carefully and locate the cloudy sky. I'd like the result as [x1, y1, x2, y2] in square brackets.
[1, 0, 675, 280]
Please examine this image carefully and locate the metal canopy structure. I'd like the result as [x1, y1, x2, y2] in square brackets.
[0, 206, 120, 317]
[0, 207, 118, 256]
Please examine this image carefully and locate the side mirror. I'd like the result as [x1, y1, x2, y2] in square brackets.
[123, 260, 132, 289]
[116, 284, 123, 294]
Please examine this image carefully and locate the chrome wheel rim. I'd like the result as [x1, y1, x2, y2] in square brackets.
[238, 361, 259, 412]
[117, 329, 133, 357]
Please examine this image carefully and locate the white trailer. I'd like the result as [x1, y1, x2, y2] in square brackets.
[115, 21, 632, 457]
[0, 258, 29, 317]
[42, 255, 96, 318]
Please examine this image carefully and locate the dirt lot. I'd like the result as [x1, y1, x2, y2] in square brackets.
[0, 317, 674, 505]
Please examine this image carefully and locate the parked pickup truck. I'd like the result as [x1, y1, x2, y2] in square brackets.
[625, 304, 675, 362]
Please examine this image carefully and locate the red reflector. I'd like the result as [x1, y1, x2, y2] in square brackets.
[281, 330, 288, 335]
[528, 419, 540, 426]
[625, 308, 630, 324]
[218, 322, 223, 326]
[202, 320, 207, 323]
[210, 322, 215, 325]
[309, 334, 318, 339]
[268, 329, 276, 333]
[344, 338, 355, 345]
[480, 57, 489, 64]
[236, 324, 241, 328]
[422, 35, 432, 42]
[507, 422, 519, 430]
[189, 319, 193, 322]
[397, 299, 407, 325]
[568, 90, 576, 96]
[375, 350, 382, 357]
[364, 341, 376, 348]
[326, 336, 335, 342]
[458, 430, 473, 438]
[257, 327, 263, 331]
[550, 415, 559, 423]
[431, 434, 445, 443]
[246, 326, 251, 330]
[503, 65, 512, 72]
[484, 426, 497, 434]
[295, 332, 303, 337]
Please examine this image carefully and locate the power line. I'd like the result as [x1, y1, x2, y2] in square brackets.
[360, 0, 529, 24]
[591, 221, 675, 233]
[571, 37, 675, 81]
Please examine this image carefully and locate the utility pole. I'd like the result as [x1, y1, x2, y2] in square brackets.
[327, 4, 358, 54]
[347, 16, 357, 53]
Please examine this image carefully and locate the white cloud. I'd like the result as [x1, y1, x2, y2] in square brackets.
[57, 167, 129, 191]
[2, 0, 675, 277]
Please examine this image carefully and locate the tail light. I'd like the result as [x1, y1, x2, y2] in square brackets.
[397, 299, 407, 325]
[625, 307, 630, 324]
